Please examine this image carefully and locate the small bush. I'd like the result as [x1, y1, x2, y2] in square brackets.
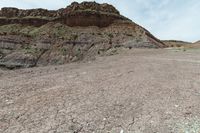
[22, 46, 39, 55]
[60, 47, 67, 56]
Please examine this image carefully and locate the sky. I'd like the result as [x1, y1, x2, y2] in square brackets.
[0, 0, 200, 42]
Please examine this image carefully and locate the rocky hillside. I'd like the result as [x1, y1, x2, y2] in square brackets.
[163, 40, 200, 48]
[0, 1, 165, 69]
[187, 40, 200, 48]
[163, 40, 191, 47]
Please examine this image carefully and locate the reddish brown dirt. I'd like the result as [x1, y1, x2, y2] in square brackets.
[1, 49, 200, 133]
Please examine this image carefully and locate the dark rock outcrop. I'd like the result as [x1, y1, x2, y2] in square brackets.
[0, 17, 50, 27]
[0, 1, 127, 27]
[64, 2, 120, 15]
[0, 7, 57, 18]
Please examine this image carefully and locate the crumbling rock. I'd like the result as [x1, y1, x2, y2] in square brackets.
[0, 1, 124, 27]
[64, 1, 120, 15]
[0, 7, 57, 18]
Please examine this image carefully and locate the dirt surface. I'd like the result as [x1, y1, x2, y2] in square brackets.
[1, 49, 200, 133]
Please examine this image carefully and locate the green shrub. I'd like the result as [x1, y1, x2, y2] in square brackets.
[60, 47, 67, 56]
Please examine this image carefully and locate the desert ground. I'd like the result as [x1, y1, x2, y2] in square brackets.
[0, 48, 200, 133]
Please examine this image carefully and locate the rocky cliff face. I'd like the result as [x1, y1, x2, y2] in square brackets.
[64, 2, 120, 15]
[0, 7, 56, 18]
[0, 1, 165, 69]
[0, 1, 127, 27]
[0, 2, 120, 18]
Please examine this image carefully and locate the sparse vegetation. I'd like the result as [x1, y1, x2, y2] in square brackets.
[0, 24, 39, 36]
[1, 23, 71, 39]
[70, 34, 78, 41]
[60, 47, 67, 56]
[22, 46, 39, 55]
[0, 24, 22, 35]
[108, 33, 114, 47]
[29, 23, 71, 39]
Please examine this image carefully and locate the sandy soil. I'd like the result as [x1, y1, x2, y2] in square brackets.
[0, 49, 200, 133]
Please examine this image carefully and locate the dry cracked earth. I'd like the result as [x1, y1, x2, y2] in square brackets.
[1, 49, 200, 133]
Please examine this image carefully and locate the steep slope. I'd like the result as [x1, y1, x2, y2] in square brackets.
[0, 1, 165, 69]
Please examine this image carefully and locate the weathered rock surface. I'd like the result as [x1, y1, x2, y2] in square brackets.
[0, 1, 127, 27]
[0, 7, 56, 18]
[65, 2, 120, 15]
[0, 52, 37, 69]
[0, 1, 166, 69]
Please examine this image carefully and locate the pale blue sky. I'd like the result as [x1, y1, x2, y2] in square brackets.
[0, 0, 200, 42]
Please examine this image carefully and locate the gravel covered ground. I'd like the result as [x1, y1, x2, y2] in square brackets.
[1, 49, 200, 133]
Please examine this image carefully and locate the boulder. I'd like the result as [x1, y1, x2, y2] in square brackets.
[0, 52, 37, 69]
